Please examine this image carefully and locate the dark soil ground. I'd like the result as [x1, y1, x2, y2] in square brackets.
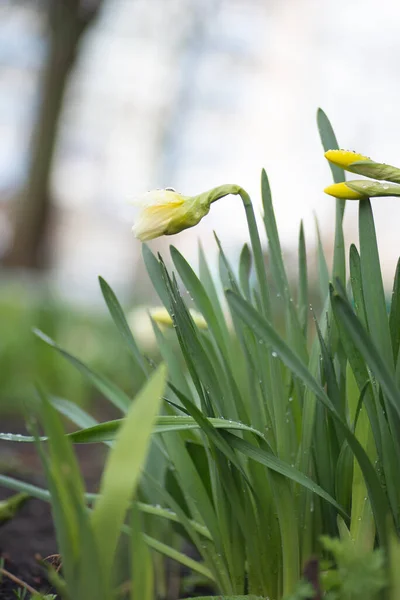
[0, 416, 212, 599]
[0, 416, 106, 599]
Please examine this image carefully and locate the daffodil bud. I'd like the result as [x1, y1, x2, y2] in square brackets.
[325, 149, 400, 184]
[132, 185, 242, 241]
[324, 180, 400, 200]
[324, 182, 366, 200]
[150, 307, 207, 329]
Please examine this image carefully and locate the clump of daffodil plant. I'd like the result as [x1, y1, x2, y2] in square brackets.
[324, 149, 400, 199]
[1, 109, 400, 600]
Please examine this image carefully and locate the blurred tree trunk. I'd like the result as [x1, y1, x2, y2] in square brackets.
[2, 0, 103, 269]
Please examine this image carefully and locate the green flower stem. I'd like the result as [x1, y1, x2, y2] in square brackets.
[197, 184, 270, 317]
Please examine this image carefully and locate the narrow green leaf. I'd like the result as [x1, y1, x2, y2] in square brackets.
[142, 244, 170, 308]
[170, 245, 226, 351]
[239, 187, 271, 318]
[227, 289, 390, 545]
[99, 276, 149, 375]
[261, 169, 307, 362]
[0, 474, 211, 539]
[198, 241, 232, 350]
[130, 502, 154, 600]
[33, 390, 104, 596]
[317, 108, 346, 285]
[317, 108, 344, 184]
[0, 416, 263, 444]
[389, 528, 400, 599]
[261, 168, 289, 296]
[239, 243, 252, 301]
[91, 364, 166, 587]
[349, 244, 368, 328]
[222, 431, 347, 519]
[139, 530, 215, 581]
[331, 291, 400, 420]
[182, 596, 265, 600]
[389, 258, 400, 364]
[359, 199, 393, 371]
[298, 220, 308, 335]
[33, 329, 132, 413]
[315, 216, 329, 303]
[51, 396, 98, 429]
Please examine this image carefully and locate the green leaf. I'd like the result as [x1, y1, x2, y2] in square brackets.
[51, 396, 98, 429]
[239, 187, 271, 318]
[221, 431, 346, 518]
[142, 244, 170, 308]
[130, 502, 154, 600]
[239, 243, 252, 300]
[140, 530, 215, 581]
[182, 596, 266, 600]
[330, 291, 400, 420]
[315, 216, 329, 303]
[33, 390, 104, 598]
[317, 108, 344, 184]
[317, 108, 346, 285]
[261, 169, 307, 362]
[33, 329, 132, 413]
[198, 241, 232, 351]
[0, 451, 218, 584]
[389, 258, 400, 364]
[349, 244, 368, 328]
[170, 245, 226, 352]
[359, 199, 393, 371]
[261, 168, 289, 297]
[90, 364, 166, 588]
[99, 276, 149, 375]
[227, 289, 390, 545]
[298, 221, 308, 335]
[0, 416, 263, 444]
[389, 528, 400, 600]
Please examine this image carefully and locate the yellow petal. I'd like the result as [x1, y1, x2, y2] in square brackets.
[324, 183, 365, 200]
[324, 149, 369, 169]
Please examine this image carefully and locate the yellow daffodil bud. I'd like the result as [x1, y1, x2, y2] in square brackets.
[324, 150, 370, 170]
[150, 307, 207, 329]
[324, 180, 400, 200]
[324, 182, 366, 200]
[132, 184, 242, 241]
[325, 149, 400, 184]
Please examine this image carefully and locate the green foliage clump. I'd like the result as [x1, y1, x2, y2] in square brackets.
[2, 109, 400, 600]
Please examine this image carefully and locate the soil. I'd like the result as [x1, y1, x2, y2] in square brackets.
[0, 416, 213, 599]
[0, 415, 106, 599]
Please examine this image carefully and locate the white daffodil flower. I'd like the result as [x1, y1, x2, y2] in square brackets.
[131, 184, 243, 241]
[132, 188, 207, 241]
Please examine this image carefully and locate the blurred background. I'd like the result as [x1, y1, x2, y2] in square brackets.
[1, 0, 400, 409]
